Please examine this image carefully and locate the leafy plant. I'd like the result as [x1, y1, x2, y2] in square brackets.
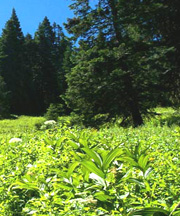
[0, 108, 179, 215]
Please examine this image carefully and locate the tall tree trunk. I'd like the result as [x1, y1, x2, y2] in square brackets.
[109, 0, 143, 126]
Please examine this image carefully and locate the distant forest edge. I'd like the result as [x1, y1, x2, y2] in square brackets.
[0, 9, 71, 117]
[0, 0, 179, 127]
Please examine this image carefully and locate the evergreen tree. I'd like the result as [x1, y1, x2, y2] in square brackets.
[64, 0, 168, 126]
[62, 45, 74, 81]
[157, 0, 180, 105]
[52, 23, 71, 96]
[0, 8, 26, 114]
[23, 33, 39, 114]
[34, 17, 59, 113]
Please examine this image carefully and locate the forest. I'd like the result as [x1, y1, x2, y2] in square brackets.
[0, 0, 179, 215]
[0, 0, 179, 126]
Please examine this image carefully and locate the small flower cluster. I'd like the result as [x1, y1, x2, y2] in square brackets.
[40, 120, 57, 130]
[9, 138, 22, 143]
[44, 120, 56, 125]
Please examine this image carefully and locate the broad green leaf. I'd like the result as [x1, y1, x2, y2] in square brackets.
[121, 156, 139, 168]
[82, 165, 91, 181]
[57, 136, 67, 145]
[128, 207, 169, 216]
[128, 178, 145, 187]
[94, 191, 114, 201]
[101, 150, 109, 162]
[58, 183, 73, 190]
[138, 154, 149, 172]
[173, 211, 180, 216]
[67, 140, 80, 149]
[82, 147, 103, 167]
[85, 185, 102, 191]
[125, 148, 135, 159]
[144, 167, 153, 178]
[89, 173, 106, 187]
[121, 170, 132, 181]
[79, 138, 88, 147]
[67, 161, 79, 178]
[135, 144, 141, 157]
[67, 132, 77, 141]
[81, 160, 105, 179]
[102, 148, 123, 171]
[70, 151, 82, 161]
[10, 182, 39, 191]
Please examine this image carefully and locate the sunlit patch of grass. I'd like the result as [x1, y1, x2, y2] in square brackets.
[0, 115, 45, 136]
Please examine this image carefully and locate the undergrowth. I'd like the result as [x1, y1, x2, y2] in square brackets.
[0, 108, 179, 215]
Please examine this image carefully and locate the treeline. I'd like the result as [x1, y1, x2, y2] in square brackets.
[0, 9, 71, 116]
[0, 0, 180, 127]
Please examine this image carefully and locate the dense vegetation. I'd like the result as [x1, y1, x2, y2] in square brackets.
[0, 108, 179, 215]
[0, 1, 179, 215]
[0, 9, 71, 115]
[0, 0, 179, 126]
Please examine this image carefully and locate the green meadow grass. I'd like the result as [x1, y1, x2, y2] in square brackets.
[0, 115, 45, 136]
[0, 108, 179, 215]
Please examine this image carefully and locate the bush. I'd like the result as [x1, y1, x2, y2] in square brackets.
[45, 103, 65, 121]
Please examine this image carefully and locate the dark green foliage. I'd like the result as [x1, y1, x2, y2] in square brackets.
[64, 0, 171, 127]
[0, 76, 10, 119]
[52, 23, 72, 97]
[0, 2, 178, 125]
[65, 43, 169, 127]
[158, 0, 180, 105]
[34, 17, 59, 113]
[32, 17, 71, 114]
[0, 10, 70, 116]
[23, 33, 39, 114]
[0, 9, 26, 114]
[45, 103, 66, 121]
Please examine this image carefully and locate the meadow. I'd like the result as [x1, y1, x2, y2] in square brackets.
[0, 108, 179, 215]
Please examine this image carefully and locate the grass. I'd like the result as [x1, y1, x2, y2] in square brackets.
[0, 107, 179, 215]
[0, 115, 45, 136]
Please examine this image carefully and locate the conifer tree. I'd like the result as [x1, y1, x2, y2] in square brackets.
[66, 0, 164, 126]
[34, 17, 59, 113]
[64, 0, 170, 126]
[23, 33, 39, 114]
[157, 0, 180, 105]
[52, 23, 70, 95]
[0, 9, 26, 114]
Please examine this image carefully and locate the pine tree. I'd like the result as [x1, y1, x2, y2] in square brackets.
[64, 0, 168, 126]
[23, 33, 39, 114]
[52, 23, 71, 95]
[0, 8, 26, 114]
[34, 17, 59, 113]
[157, 0, 180, 105]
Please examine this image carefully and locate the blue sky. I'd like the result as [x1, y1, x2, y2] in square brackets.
[0, 0, 75, 36]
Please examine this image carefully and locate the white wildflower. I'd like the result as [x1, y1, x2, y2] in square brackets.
[44, 120, 56, 125]
[9, 138, 22, 143]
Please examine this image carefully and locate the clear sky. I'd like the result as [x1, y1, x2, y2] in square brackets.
[0, 0, 74, 36]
